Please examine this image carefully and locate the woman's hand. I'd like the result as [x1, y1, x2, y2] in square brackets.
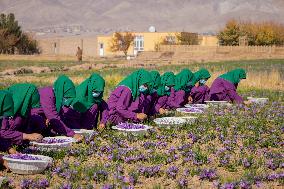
[159, 108, 167, 114]
[136, 113, 147, 121]
[188, 96, 193, 104]
[23, 133, 43, 142]
[8, 148, 18, 154]
[73, 134, 84, 142]
[98, 123, 105, 132]
[243, 100, 251, 105]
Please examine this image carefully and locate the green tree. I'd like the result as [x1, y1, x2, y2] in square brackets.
[217, 19, 241, 46]
[176, 32, 198, 45]
[109, 32, 134, 57]
[0, 13, 39, 54]
[219, 19, 284, 46]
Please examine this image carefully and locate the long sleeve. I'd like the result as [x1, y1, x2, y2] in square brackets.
[0, 118, 23, 149]
[155, 96, 168, 113]
[99, 100, 109, 125]
[225, 84, 243, 104]
[190, 85, 210, 104]
[39, 87, 75, 137]
[108, 86, 137, 121]
[167, 88, 186, 109]
[61, 106, 81, 129]
[116, 89, 137, 120]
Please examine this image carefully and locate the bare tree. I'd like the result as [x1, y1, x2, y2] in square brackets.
[109, 32, 134, 57]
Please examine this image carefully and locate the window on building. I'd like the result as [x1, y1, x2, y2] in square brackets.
[165, 36, 176, 44]
[134, 35, 144, 51]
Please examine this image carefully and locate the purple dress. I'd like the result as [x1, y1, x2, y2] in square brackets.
[0, 118, 23, 151]
[146, 93, 169, 115]
[61, 100, 109, 130]
[190, 85, 210, 104]
[209, 78, 243, 104]
[33, 86, 75, 137]
[166, 87, 188, 109]
[107, 86, 148, 124]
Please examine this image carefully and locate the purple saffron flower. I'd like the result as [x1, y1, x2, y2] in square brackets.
[38, 179, 49, 188]
[116, 122, 146, 129]
[242, 158, 252, 168]
[220, 182, 236, 189]
[199, 169, 217, 181]
[166, 166, 179, 179]
[239, 180, 251, 189]
[7, 154, 41, 160]
[178, 178, 188, 188]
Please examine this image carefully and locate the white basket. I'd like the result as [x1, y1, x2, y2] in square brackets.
[30, 136, 76, 151]
[179, 116, 198, 124]
[3, 154, 53, 175]
[112, 124, 152, 135]
[247, 97, 268, 104]
[205, 101, 232, 107]
[72, 129, 95, 138]
[154, 117, 186, 128]
[176, 108, 204, 114]
[184, 104, 209, 109]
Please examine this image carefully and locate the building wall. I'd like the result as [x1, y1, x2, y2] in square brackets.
[37, 33, 218, 57]
[97, 32, 182, 57]
[37, 36, 97, 57]
[199, 35, 219, 46]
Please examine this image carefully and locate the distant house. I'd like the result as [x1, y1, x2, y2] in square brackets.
[198, 35, 219, 46]
[97, 32, 199, 57]
[36, 32, 219, 57]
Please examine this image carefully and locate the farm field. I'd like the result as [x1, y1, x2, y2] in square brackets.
[0, 58, 283, 189]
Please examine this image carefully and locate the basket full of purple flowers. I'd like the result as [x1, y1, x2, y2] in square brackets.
[154, 117, 186, 128]
[30, 136, 76, 151]
[247, 97, 268, 104]
[204, 101, 232, 107]
[176, 108, 204, 114]
[184, 104, 209, 109]
[3, 154, 53, 175]
[112, 122, 152, 135]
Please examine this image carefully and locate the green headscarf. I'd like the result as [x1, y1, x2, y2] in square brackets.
[192, 68, 211, 86]
[72, 73, 105, 113]
[149, 71, 161, 94]
[53, 75, 76, 112]
[157, 72, 175, 96]
[219, 68, 247, 85]
[173, 69, 195, 91]
[150, 71, 161, 89]
[118, 69, 153, 100]
[194, 68, 211, 81]
[7, 83, 40, 117]
[0, 90, 14, 117]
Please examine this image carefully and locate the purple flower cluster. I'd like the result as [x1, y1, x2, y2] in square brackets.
[138, 165, 161, 178]
[242, 158, 252, 168]
[238, 180, 251, 189]
[117, 122, 146, 129]
[93, 169, 108, 183]
[266, 159, 279, 170]
[178, 178, 188, 188]
[20, 178, 49, 189]
[220, 182, 237, 189]
[182, 108, 203, 113]
[40, 138, 72, 144]
[7, 154, 41, 160]
[124, 154, 146, 163]
[266, 172, 284, 181]
[199, 168, 217, 181]
[166, 166, 179, 179]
